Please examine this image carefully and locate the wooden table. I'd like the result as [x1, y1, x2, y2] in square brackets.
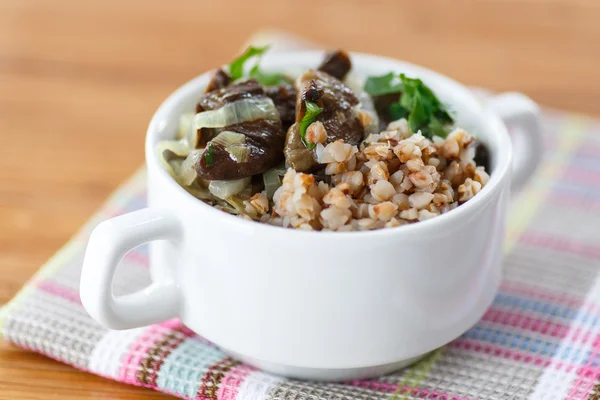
[2, 0, 599, 398]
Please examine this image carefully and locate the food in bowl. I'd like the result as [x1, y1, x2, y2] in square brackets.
[157, 47, 490, 231]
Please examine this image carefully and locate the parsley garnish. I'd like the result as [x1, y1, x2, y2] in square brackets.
[250, 63, 288, 86]
[399, 74, 453, 137]
[229, 46, 268, 80]
[228, 45, 288, 86]
[364, 72, 403, 96]
[364, 73, 454, 138]
[299, 101, 323, 149]
[388, 102, 408, 120]
[204, 143, 214, 166]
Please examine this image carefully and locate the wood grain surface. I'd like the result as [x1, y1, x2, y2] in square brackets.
[2, 0, 599, 398]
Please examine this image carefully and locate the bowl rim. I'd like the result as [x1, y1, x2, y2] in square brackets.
[145, 50, 512, 239]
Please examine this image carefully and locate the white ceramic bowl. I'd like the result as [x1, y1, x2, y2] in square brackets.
[80, 51, 542, 381]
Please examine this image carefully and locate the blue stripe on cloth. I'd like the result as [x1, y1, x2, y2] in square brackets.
[493, 293, 595, 322]
[462, 325, 592, 363]
[471, 292, 600, 363]
[156, 339, 226, 398]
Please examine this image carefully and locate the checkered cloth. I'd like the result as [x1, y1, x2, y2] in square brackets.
[3, 35, 600, 400]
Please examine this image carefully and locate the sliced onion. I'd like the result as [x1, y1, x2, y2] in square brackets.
[179, 150, 202, 186]
[214, 199, 240, 215]
[212, 131, 246, 147]
[273, 164, 287, 176]
[178, 112, 195, 140]
[184, 127, 199, 150]
[194, 97, 278, 130]
[180, 111, 200, 149]
[156, 139, 190, 158]
[236, 183, 252, 199]
[156, 140, 191, 177]
[227, 144, 251, 163]
[211, 131, 250, 163]
[222, 196, 247, 215]
[263, 168, 282, 200]
[208, 177, 251, 200]
[184, 180, 213, 201]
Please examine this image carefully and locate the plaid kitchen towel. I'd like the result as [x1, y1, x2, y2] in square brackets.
[3, 33, 600, 400]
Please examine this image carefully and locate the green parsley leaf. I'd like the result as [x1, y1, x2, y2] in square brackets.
[388, 102, 408, 120]
[407, 91, 427, 134]
[249, 63, 288, 86]
[229, 45, 270, 81]
[434, 106, 453, 124]
[364, 72, 404, 96]
[204, 143, 214, 166]
[299, 101, 324, 149]
[399, 74, 453, 128]
[425, 115, 449, 138]
[366, 71, 454, 138]
[229, 45, 288, 86]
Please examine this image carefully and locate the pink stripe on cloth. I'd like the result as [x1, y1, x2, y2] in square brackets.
[563, 166, 600, 186]
[567, 368, 600, 400]
[452, 339, 553, 368]
[350, 379, 398, 393]
[117, 320, 191, 387]
[500, 280, 597, 312]
[567, 333, 600, 399]
[37, 281, 81, 304]
[482, 308, 571, 339]
[568, 328, 595, 347]
[157, 319, 188, 331]
[567, 382, 597, 400]
[592, 333, 600, 351]
[520, 232, 600, 261]
[216, 363, 255, 400]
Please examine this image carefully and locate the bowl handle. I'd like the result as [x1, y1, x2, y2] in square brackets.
[487, 92, 543, 191]
[80, 208, 182, 330]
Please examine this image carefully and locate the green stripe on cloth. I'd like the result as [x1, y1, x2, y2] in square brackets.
[389, 348, 445, 400]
